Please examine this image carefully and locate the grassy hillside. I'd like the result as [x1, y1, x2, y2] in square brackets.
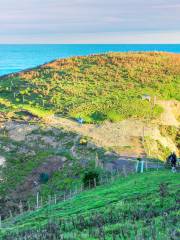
[0, 52, 179, 222]
[0, 121, 116, 219]
[0, 52, 180, 123]
[0, 170, 179, 239]
[0, 52, 179, 239]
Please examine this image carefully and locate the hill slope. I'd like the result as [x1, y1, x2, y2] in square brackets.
[0, 52, 179, 232]
[0, 52, 180, 122]
[0, 52, 179, 156]
[0, 170, 180, 239]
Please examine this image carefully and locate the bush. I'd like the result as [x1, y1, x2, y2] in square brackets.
[107, 111, 124, 122]
[83, 169, 99, 188]
[39, 173, 50, 184]
[90, 111, 107, 123]
[79, 137, 88, 145]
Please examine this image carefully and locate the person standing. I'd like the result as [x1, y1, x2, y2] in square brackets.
[168, 152, 177, 173]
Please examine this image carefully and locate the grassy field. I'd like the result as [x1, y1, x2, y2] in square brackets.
[0, 52, 180, 123]
[0, 170, 179, 239]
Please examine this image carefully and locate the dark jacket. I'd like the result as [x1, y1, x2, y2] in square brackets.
[169, 153, 177, 167]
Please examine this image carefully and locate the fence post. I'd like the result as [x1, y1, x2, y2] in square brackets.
[135, 161, 139, 173]
[157, 161, 159, 171]
[27, 201, 31, 211]
[19, 201, 23, 214]
[75, 186, 78, 195]
[106, 175, 108, 183]
[111, 172, 114, 182]
[123, 166, 127, 177]
[9, 210, 13, 218]
[100, 177, 103, 185]
[36, 192, 39, 209]
[40, 197, 43, 208]
[54, 194, 57, 204]
[0, 215, 2, 229]
[89, 180, 91, 189]
[48, 195, 51, 205]
[94, 178, 96, 187]
[141, 161, 144, 173]
[145, 159, 148, 171]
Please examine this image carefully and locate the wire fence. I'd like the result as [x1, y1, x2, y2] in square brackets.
[0, 159, 166, 229]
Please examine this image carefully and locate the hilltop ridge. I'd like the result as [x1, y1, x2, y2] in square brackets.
[0, 52, 179, 156]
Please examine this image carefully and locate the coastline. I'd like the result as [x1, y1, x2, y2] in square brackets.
[1, 44, 180, 77]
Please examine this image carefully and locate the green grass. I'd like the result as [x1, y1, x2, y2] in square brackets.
[0, 52, 180, 123]
[1, 170, 179, 239]
[0, 125, 108, 219]
[0, 52, 179, 239]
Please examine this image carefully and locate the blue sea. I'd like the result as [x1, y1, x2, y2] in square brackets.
[0, 44, 180, 76]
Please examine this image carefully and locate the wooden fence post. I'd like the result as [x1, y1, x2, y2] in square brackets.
[106, 175, 108, 183]
[36, 192, 39, 209]
[111, 173, 114, 182]
[27, 201, 31, 211]
[123, 166, 127, 177]
[135, 161, 139, 173]
[54, 194, 57, 204]
[75, 186, 78, 195]
[9, 210, 13, 218]
[19, 201, 23, 214]
[141, 161, 144, 173]
[145, 159, 148, 171]
[48, 195, 51, 205]
[94, 178, 96, 187]
[157, 161, 159, 171]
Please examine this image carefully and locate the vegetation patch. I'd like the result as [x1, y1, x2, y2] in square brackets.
[1, 170, 179, 240]
[0, 52, 179, 123]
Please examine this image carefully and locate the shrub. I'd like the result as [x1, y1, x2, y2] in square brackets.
[79, 137, 88, 145]
[90, 111, 107, 123]
[39, 173, 50, 184]
[83, 169, 99, 188]
[107, 111, 124, 122]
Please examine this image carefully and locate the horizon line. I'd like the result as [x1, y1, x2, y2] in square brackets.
[0, 43, 180, 45]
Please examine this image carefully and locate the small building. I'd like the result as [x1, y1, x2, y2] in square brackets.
[142, 94, 151, 102]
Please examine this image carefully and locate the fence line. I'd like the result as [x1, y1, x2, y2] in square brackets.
[0, 160, 165, 229]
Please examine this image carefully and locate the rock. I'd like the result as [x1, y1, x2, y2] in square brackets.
[18, 147, 36, 156]
[87, 142, 97, 150]
[26, 134, 41, 142]
[104, 151, 118, 157]
[18, 147, 29, 154]
[104, 151, 113, 156]
[0, 156, 6, 167]
[4, 122, 39, 141]
[61, 157, 67, 162]
[41, 136, 59, 148]
[2, 146, 10, 152]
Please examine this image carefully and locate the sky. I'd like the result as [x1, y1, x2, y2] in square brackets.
[0, 0, 180, 43]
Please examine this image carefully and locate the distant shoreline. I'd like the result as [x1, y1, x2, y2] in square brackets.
[1, 44, 180, 76]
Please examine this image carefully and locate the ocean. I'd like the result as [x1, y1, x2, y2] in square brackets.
[0, 44, 180, 76]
